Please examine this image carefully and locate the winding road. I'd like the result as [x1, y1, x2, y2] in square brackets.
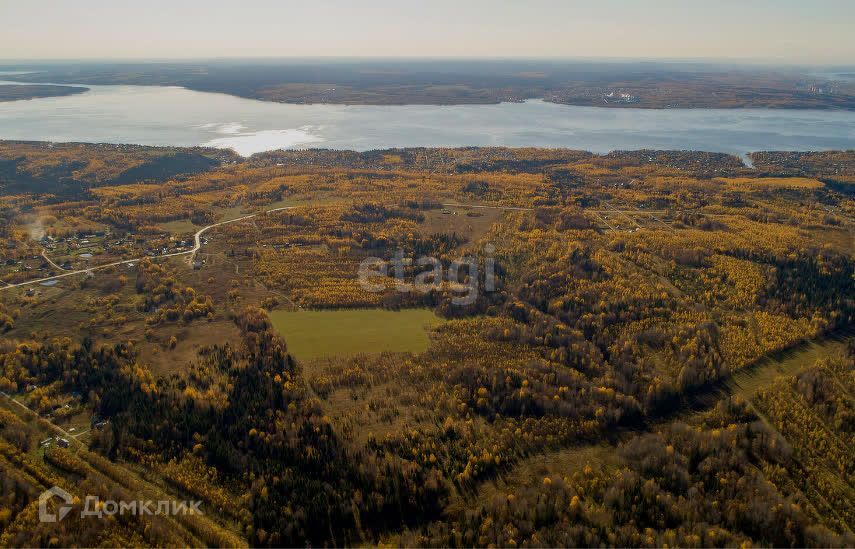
[0, 205, 296, 291]
[41, 248, 67, 271]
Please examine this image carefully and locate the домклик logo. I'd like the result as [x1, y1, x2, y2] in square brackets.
[38, 486, 74, 523]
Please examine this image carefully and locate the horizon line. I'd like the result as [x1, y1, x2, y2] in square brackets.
[0, 56, 853, 68]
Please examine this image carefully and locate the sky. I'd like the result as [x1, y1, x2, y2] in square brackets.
[1, 0, 853, 64]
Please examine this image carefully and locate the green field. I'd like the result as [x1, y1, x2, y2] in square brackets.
[268, 308, 443, 360]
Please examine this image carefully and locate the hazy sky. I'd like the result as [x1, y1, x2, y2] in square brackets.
[1, 0, 853, 64]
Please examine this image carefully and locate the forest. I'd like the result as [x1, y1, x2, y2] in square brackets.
[0, 85, 88, 103]
[0, 141, 852, 546]
[2, 59, 854, 109]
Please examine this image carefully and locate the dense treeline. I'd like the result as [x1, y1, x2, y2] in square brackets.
[400, 398, 854, 547]
[4, 322, 850, 546]
[0, 141, 236, 197]
[93, 308, 447, 546]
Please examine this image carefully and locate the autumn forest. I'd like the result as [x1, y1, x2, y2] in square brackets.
[0, 141, 852, 547]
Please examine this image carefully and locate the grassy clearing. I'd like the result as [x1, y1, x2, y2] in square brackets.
[728, 331, 853, 398]
[157, 218, 199, 235]
[716, 176, 825, 190]
[420, 206, 503, 245]
[268, 308, 443, 360]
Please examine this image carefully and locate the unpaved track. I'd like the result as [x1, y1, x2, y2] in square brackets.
[1, 206, 296, 291]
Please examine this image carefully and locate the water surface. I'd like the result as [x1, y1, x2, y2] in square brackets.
[0, 80, 852, 156]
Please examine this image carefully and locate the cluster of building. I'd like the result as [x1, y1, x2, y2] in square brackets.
[603, 90, 640, 104]
[808, 83, 835, 95]
[40, 436, 70, 448]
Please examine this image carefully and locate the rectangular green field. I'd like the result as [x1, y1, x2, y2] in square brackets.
[268, 308, 443, 360]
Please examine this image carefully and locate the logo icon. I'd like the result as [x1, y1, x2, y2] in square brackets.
[39, 486, 73, 523]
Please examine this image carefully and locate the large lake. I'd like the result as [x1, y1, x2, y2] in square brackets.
[0, 79, 853, 157]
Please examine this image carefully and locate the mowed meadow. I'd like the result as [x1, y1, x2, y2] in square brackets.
[268, 308, 443, 359]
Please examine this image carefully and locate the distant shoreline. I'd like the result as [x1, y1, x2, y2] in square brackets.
[0, 83, 89, 102]
[2, 59, 853, 110]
